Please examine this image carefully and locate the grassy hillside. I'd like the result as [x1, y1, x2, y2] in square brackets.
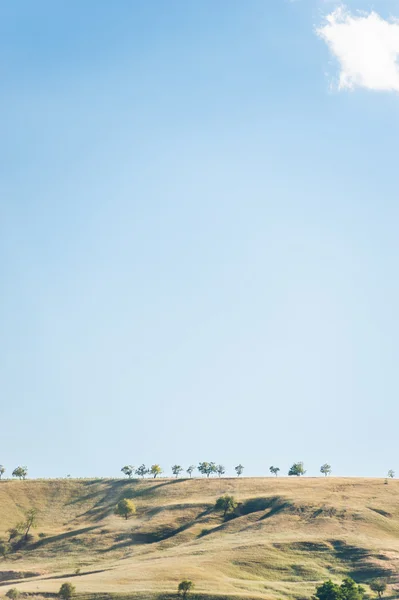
[0, 478, 398, 600]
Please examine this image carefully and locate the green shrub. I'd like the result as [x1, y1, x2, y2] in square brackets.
[0, 539, 10, 557]
[59, 583, 76, 600]
[6, 589, 20, 600]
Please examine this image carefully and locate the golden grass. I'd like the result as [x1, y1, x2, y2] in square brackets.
[0, 477, 398, 600]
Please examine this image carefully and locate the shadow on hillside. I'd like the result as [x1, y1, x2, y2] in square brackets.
[367, 506, 392, 518]
[145, 502, 209, 518]
[233, 496, 292, 525]
[195, 497, 292, 539]
[27, 526, 100, 550]
[0, 569, 112, 596]
[329, 540, 394, 581]
[284, 541, 331, 553]
[70, 479, 183, 522]
[38, 568, 112, 581]
[0, 571, 40, 583]
[119, 479, 183, 497]
[0, 569, 112, 588]
[103, 506, 213, 551]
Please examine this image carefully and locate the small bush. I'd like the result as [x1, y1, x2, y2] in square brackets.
[0, 540, 10, 557]
[59, 583, 76, 600]
[6, 589, 20, 600]
[38, 532, 47, 539]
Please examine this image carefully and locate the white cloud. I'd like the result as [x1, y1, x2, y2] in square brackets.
[317, 6, 399, 92]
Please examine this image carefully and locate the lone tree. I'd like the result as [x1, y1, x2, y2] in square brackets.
[114, 498, 136, 520]
[235, 464, 244, 477]
[370, 581, 387, 598]
[215, 495, 237, 518]
[172, 465, 184, 478]
[288, 462, 306, 476]
[59, 583, 76, 600]
[150, 464, 163, 478]
[5, 589, 20, 600]
[178, 580, 194, 600]
[216, 465, 225, 477]
[269, 466, 280, 477]
[387, 470, 395, 479]
[0, 465, 5, 479]
[12, 466, 27, 480]
[135, 464, 149, 478]
[19, 508, 38, 541]
[320, 464, 332, 477]
[121, 465, 135, 478]
[186, 465, 196, 478]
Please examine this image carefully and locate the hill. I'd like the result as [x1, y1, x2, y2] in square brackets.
[0, 477, 398, 600]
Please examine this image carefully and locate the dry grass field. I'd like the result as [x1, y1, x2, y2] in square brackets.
[0, 477, 398, 600]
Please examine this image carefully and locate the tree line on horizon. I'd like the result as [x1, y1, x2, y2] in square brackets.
[0, 466, 27, 480]
[0, 464, 395, 481]
[119, 463, 396, 479]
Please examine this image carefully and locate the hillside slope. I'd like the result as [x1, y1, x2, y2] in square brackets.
[0, 478, 398, 600]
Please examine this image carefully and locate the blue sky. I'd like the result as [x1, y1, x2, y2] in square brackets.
[1, 0, 399, 478]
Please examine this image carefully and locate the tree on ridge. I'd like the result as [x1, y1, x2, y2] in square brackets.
[186, 465, 196, 478]
[150, 465, 163, 478]
[12, 466, 28, 480]
[121, 465, 135, 479]
[216, 465, 225, 477]
[135, 464, 149, 478]
[235, 464, 244, 477]
[172, 465, 183, 478]
[288, 462, 306, 476]
[198, 462, 217, 478]
[320, 464, 332, 477]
